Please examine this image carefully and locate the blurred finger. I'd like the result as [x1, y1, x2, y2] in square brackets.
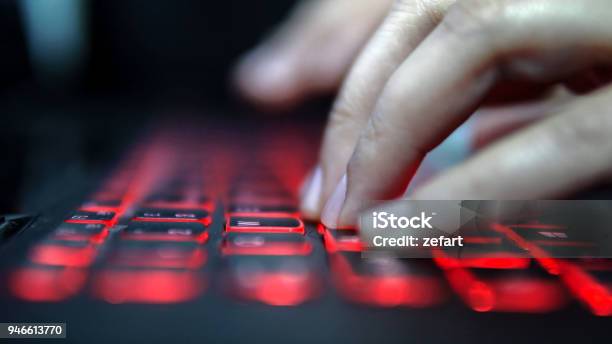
[234, 0, 392, 110]
[413, 85, 612, 199]
[473, 87, 575, 149]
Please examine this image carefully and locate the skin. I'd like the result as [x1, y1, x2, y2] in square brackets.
[234, 0, 394, 110]
[236, 0, 612, 228]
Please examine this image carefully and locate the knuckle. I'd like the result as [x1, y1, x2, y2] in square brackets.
[362, 114, 389, 146]
[415, 0, 455, 24]
[387, 0, 450, 29]
[329, 98, 362, 129]
[439, 0, 506, 39]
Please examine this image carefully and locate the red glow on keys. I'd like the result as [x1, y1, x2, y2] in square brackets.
[50, 226, 109, 244]
[491, 223, 561, 275]
[121, 231, 209, 244]
[560, 262, 612, 316]
[132, 217, 212, 227]
[93, 270, 205, 304]
[109, 248, 207, 269]
[322, 229, 364, 253]
[434, 255, 531, 270]
[227, 271, 319, 306]
[442, 264, 567, 313]
[338, 274, 446, 308]
[330, 255, 446, 308]
[9, 267, 87, 302]
[221, 241, 312, 256]
[29, 244, 97, 267]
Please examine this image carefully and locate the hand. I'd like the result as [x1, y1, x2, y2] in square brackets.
[299, 0, 612, 228]
[233, 0, 393, 110]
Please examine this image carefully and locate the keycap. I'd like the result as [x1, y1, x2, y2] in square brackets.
[122, 221, 208, 243]
[222, 232, 312, 256]
[133, 208, 211, 225]
[92, 269, 204, 304]
[507, 223, 598, 257]
[436, 225, 529, 268]
[67, 210, 115, 222]
[50, 223, 108, 243]
[106, 242, 206, 269]
[322, 228, 363, 252]
[443, 266, 569, 313]
[228, 203, 298, 216]
[226, 216, 304, 234]
[29, 242, 98, 267]
[329, 252, 446, 308]
[9, 267, 87, 302]
[433, 249, 568, 313]
[222, 255, 320, 306]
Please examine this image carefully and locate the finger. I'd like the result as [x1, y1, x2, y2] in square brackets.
[301, 0, 456, 218]
[234, 0, 392, 110]
[412, 85, 612, 199]
[327, 0, 612, 227]
[473, 86, 575, 149]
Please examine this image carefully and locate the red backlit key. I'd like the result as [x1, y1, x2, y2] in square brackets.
[507, 224, 597, 257]
[106, 242, 207, 269]
[92, 269, 205, 304]
[222, 232, 312, 256]
[67, 210, 115, 223]
[228, 203, 298, 216]
[443, 267, 569, 313]
[226, 216, 304, 234]
[436, 227, 530, 269]
[433, 249, 569, 313]
[29, 242, 98, 267]
[322, 228, 364, 253]
[9, 267, 87, 302]
[123, 222, 208, 243]
[133, 208, 211, 225]
[330, 252, 447, 308]
[558, 261, 612, 316]
[50, 223, 109, 244]
[222, 255, 320, 306]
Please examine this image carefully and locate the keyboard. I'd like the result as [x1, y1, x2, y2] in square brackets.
[0, 119, 610, 343]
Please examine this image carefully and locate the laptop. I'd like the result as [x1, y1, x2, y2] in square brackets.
[0, 111, 610, 343]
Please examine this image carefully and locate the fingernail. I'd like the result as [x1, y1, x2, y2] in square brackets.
[321, 174, 347, 229]
[300, 166, 322, 219]
[239, 49, 297, 99]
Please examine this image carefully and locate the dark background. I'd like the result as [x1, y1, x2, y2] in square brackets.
[0, 0, 330, 215]
[1, 0, 298, 100]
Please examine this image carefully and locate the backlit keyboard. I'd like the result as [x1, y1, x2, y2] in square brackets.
[3, 124, 611, 316]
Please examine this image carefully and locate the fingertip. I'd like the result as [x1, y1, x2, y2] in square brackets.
[321, 174, 347, 229]
[234, 49, 304, 110]
[299, 166, 323, 220]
